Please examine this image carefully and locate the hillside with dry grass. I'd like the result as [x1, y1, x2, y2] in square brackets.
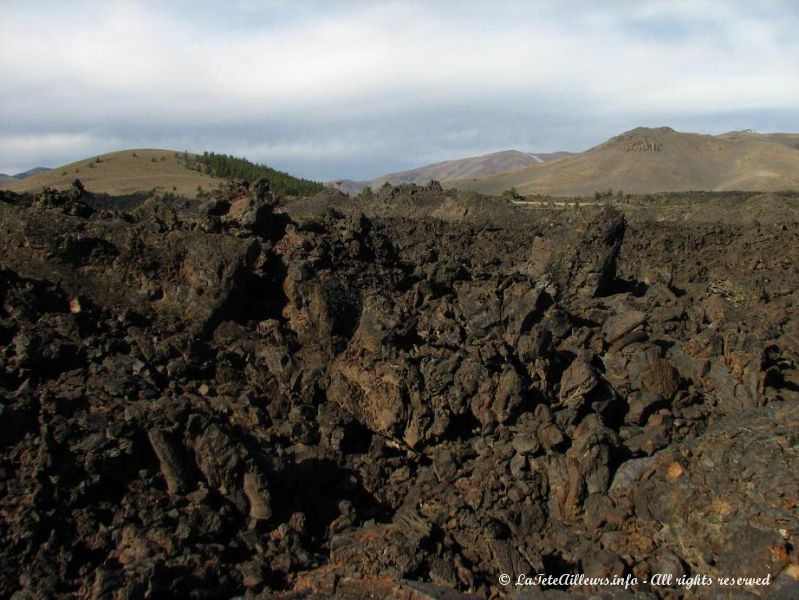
[451, 127, 799, 196]
[5, 149, 221, 198]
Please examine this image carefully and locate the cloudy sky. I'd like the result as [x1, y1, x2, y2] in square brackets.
[1, 0, 797, 179]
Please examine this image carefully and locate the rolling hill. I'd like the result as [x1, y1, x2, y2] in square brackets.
[5, 150, 221, 198]
[330, 149, 570, 194]
[4, 150, 324, 198]
[451, 127, 799, 197]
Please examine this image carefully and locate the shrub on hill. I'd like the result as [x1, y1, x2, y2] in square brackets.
[193, 152, 325, 197]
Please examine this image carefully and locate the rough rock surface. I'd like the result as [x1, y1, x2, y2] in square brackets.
[1, 182, 798, 599]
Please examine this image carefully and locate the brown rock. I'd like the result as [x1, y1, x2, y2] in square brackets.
[603, 310, 647, 344]
[625, 390, 665, 425]
[666, 461, 684, 481]
[243, 471, 272, 521]
[502, 280, 542, 334]
[493, 366, 524, 423]
[559, 357, 599, 407]
[456, 281, 501, 336]
[639, 356, 680, 400]
[147, 428, 192, 495]
[555, 206, 626, 298]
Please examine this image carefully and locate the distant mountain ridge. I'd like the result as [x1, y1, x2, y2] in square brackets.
[330, 149, 571, 194]
[0, 167, 51, 186]
[450, 127, 799, 196]
[8, 127, 798, 199]
[717, 130, 799, 150]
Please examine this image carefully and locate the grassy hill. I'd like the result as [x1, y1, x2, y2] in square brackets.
[5, 150, 325, 198]
[451, 127, 799, 197]
[5, 149, 220, 198]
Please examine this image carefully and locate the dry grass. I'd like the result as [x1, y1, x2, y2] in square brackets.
[451, 128, 799, 197]
[5, 149, 222, 198]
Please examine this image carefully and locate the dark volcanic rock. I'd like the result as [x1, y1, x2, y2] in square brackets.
[554, 206, 626, 299]
[1, 185, 798, 599]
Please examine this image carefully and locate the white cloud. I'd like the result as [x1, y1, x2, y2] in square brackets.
[0, 0, 797, 177]
[0, 132, 112, 175]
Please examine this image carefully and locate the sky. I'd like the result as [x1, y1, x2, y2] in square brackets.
[1, 0, 798, 180]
